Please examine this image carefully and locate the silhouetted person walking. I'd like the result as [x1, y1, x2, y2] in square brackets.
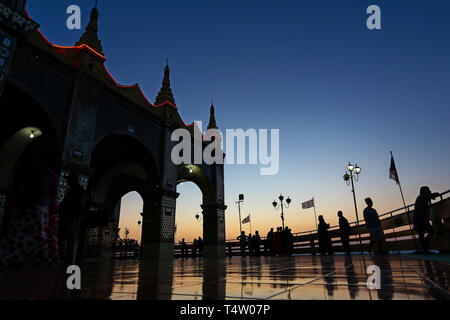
[272, 227, 282, 256]
[286, 228, 294, 255]
[414, 186, 439, 253]
[318, 216, 333, 255]
[237, 231, 247, 257]
[253, 231, 261, 256]
[59, 172, 86, 264]
[265, 228, 274, 256]
[338, 211, 351, 254]
[248, 234, 254, 256]
[363, 198, 384, 254]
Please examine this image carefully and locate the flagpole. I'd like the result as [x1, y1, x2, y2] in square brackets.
[249, 215, 252, 235]
[313, 197, 318, 230]
[237, 200, 242, 234]
[391, 151, 418, 251]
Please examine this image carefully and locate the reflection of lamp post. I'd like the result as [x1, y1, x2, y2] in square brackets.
[343, 162, 361, 225]
[272, 194, 291, 230]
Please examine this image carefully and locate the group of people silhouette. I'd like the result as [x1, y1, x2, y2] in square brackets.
[318, 186, 440, 256]
[179, 237, 204, 258]
[224, 185, 440, 257]
[174, 185, 440, 259]
[236, 227, 295, 257]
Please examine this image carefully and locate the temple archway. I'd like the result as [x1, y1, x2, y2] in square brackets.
[175, 181, 203, 246]
[85, 134, 160, 258]
[176, 164, 224, 258]
[0, 82, 61, 226]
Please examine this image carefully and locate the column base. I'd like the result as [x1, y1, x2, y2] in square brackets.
[140, 242, 174, 261]
[203, 244, 226, 260]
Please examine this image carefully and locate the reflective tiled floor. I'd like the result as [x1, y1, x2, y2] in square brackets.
[1, 254, 449, 300]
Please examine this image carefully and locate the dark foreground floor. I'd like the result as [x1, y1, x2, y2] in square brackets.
[0, 254, 449, 300]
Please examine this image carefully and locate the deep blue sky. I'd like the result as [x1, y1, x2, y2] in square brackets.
[27, 1, 450, 240]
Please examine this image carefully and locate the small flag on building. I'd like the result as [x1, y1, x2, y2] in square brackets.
[389, 152, 400, 185]
[302, 198, 315, 209]
[242, 215, 251, 224]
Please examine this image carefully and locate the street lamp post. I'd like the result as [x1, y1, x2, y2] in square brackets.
[343, 162, 361, 225]
[343, 162, 363, 252]
[272, 194, 292, 230]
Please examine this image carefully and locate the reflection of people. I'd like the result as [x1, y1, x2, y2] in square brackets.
[423, 260, 449, 299]
[344, 255, 359, 299]
[318, 216, 333, 255]
[372, 254, 393, 300]
[363, 198, 384, 254]
[338, 211, 351, 254]
[414, 186, 439, 253]
[59, 172, 86, 264]
[320, 255, 336, 297]
[0, 154, 59, 265]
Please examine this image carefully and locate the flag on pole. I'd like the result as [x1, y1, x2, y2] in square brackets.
[242, 215, 250, 224]
[302, 198, 315, 209]
[389, 152, 400, 185]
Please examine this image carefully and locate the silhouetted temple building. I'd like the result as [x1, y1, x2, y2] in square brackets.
[0, 1, 226, 261]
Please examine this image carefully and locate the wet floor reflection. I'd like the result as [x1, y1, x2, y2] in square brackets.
[344, 255, 360, 299]
[0, 255, 450, 300]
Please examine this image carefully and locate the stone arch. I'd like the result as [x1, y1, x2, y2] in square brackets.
[86, 134, 160, 254]
[175, 163, 225, 259]
[176, 164, 214, 205]
[0, 82, 61, 225]
[0, 82, 61, 186]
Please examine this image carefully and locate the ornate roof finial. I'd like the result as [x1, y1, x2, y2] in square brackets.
[76, 1, 104, 56]
[155, 61, 176, 105]
[207, 100, 218, 129]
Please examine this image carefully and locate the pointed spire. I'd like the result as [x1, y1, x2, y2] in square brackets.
[154, 61, 176, 105]
[207, 100, 218, 130]
[76, 1, 104, 56]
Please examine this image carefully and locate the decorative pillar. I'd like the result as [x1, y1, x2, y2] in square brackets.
[140, 189, 179, 261]
[202, 203, 227, 259]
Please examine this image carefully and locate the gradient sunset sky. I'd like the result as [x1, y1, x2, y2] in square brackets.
[28, 0, 450, 242]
